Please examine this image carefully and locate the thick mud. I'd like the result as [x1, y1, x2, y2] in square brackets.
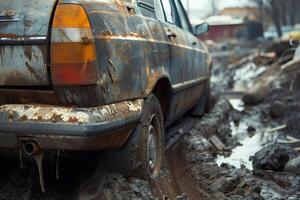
[0, 41, 300, 199]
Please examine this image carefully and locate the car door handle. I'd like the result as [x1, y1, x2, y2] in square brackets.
[192, 41, 197, 46]
[166, 30, 176, 38]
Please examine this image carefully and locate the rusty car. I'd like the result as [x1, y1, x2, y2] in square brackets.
[0, 0, 211, 191]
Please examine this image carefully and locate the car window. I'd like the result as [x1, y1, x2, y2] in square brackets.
[173, 0, 193, 33]
[160, 0, 176, 24]
[154, 0, 166, 21]
[137, 0, 156, 19]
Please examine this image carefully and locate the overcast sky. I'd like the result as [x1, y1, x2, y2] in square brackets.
[181, 0, 253, 19]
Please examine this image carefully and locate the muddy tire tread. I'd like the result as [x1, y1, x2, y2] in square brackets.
[107, 94, 164, 180]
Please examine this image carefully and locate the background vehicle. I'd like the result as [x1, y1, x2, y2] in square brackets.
[0, 0, 211, 190]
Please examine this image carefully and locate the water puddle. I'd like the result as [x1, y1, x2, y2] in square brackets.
[216, 109, 279, 170]
[228, 98, 244, 112]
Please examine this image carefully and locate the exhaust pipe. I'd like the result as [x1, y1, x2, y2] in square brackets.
[21, 141, 45, 193]
[22, 141, 41, 156]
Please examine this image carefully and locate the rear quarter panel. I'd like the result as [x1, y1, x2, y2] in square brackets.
[59, 0, 210, 115]
[67, 0, 171, 105]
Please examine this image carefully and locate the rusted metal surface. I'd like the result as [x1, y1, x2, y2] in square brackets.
[0, 0, 56, 86]
[56, 0, 210, 120]
[0, 0, 56, 38]
[0, 99, 143, 124]
[0, 99, 143, 150]
[0, 0, 210, 113]
[0, 45, 49, 86]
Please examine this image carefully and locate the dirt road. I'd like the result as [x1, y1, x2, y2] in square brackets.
[0, 41, 300, 200]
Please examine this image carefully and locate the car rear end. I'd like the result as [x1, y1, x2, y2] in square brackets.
[0, 0, 143, 152]
[0, 0, 100, 105]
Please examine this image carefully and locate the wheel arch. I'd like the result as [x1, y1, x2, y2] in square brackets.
[150, 77, 172, 120]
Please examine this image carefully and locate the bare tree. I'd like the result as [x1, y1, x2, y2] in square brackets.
[211, 0, 218, 16]
[251, 0, 282, 37]
[289, 0, 296, 26]
[269, 0, 282, 37]
[252, 0, 300, 37]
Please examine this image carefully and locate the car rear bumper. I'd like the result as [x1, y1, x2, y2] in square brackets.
[0, 99, 143, 151]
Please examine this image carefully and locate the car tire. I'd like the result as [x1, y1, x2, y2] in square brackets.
[107, 94, 165, 179]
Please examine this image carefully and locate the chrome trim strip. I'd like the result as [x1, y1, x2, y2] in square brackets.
[172, 76, 208, 92]
[96, 35, 206, 53]
[0, 36, 47, 45]
[137, 1, 155, 11]
[0, 18, 20, 22]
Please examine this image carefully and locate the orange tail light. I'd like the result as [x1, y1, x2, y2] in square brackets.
[51, 4, 97, 85]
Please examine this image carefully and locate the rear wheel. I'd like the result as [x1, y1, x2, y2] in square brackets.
[107, 94, 164, 179]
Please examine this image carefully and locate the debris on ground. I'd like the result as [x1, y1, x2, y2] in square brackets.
[211, 39, 300, 199]
[251, 144, 298, 171]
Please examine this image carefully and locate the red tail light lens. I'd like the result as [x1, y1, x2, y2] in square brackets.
[51, 4, 97, 85]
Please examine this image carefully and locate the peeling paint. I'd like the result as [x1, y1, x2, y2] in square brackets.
[0, 99, 144, 124]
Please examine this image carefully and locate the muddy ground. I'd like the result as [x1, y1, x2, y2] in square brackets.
[0, 41, 300, 200]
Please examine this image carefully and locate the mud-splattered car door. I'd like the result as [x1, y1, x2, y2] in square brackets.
[173, 0, 208, 80]
[157, 0, 205, 119]
[158, 0, 188, 85]
[0, 0, 57, 86]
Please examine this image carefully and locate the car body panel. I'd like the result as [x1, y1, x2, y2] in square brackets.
[0, 0, 57, 86]
[80, 0, 210, 118]
[0, 0, 210, 151]
[84, 0, 171, 103]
